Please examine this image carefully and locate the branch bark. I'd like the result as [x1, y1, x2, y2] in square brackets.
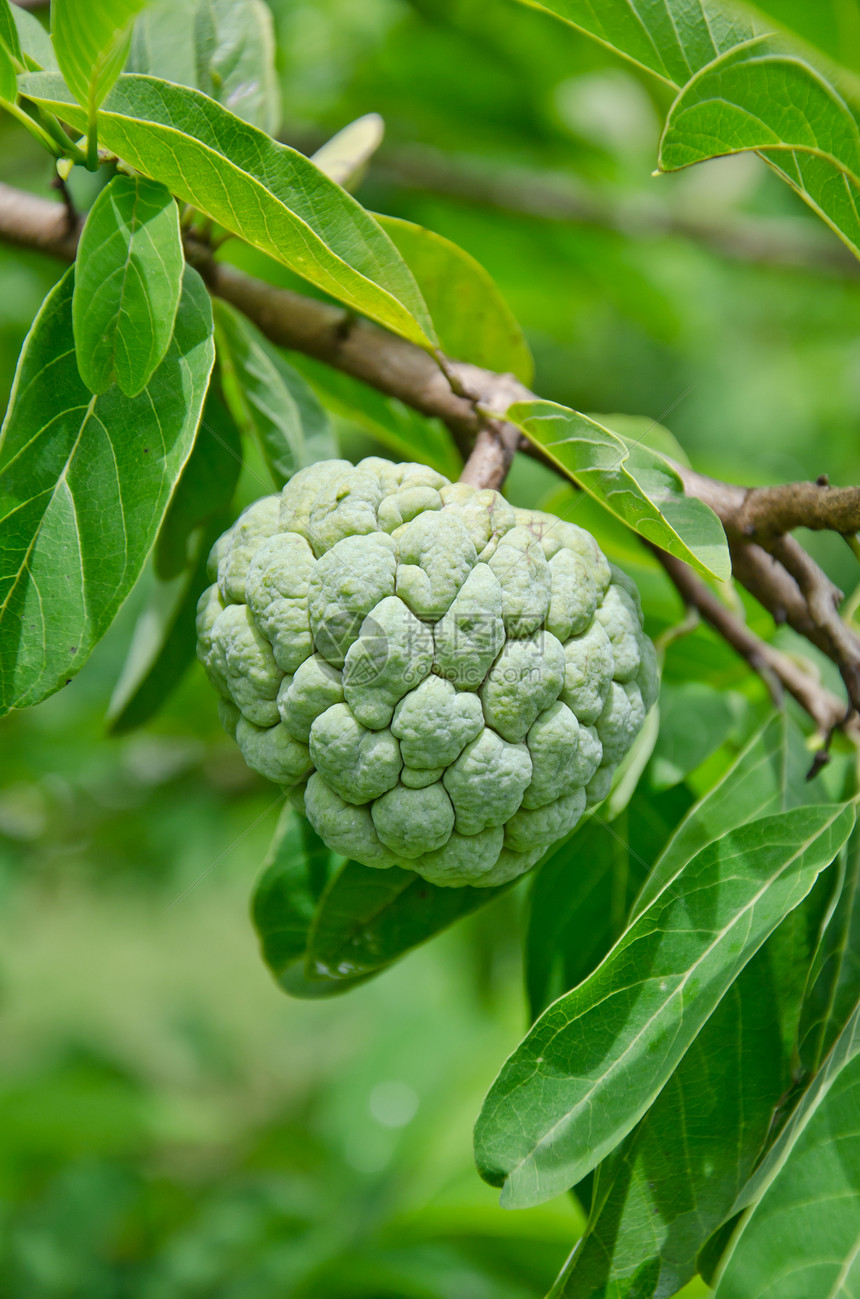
[675, 464, 860, 540]
[1, 180, 859, 734]
[652, 547, 859, 745]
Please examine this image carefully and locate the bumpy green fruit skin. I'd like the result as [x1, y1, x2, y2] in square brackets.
[196, 458, 658, 887]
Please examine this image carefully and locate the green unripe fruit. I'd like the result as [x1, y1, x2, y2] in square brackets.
[197, 457, 658, 886]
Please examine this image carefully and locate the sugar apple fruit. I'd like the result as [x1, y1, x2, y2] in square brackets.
[196, 457, 658, 887]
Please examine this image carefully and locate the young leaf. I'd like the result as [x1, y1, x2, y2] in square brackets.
[506, 0, 754, 88]
[73, 174, 184, 397]
[302, 859, 511, 993]
[154, 386, 242, 581]
[474, 801, 854, 1208]
[251, 807, 366, 999]
[50, 0, 149, 123]
[312, 113, 385, 191]
[713, 1000, 860, 1297]
[107, 523, 212, 732]
[504, 398, 730, 580]
[194, 0, 280, 134]
[20, 73, 437, 350]
[377, 214, 534, 384]
[213, 300, 335, 487]
[659, 37, 860, 263]
[0, 264, 214, 716]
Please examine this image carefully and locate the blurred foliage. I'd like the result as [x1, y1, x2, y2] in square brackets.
[1, 0, 857, 1292]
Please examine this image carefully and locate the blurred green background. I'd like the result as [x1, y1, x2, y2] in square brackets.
[1, 0, 858, 1293]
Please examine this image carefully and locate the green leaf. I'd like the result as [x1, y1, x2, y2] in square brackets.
[799, 825, 860, 1072]
[474, 800, 854, 1208]
[649, 681, 746, 789]
[595, 411, 692, 468]
[73, 174, 184, 397]
[633, 712, 820, 919]
[741, 0, 860, 76]
[512, 3, 860, 262]
[377, 214, 534, 384]
[510, 0, 754, 88]
[0, 264, 214, 716]
[251, 807, 363, 999]
[288, 353, 462, 480]
[127, 0, 196, 86]
[525, 785, 692, 1020]
[213, 300, 335, 488]
[504, 398, 730, 580]
[713, 1000, 860, 1297]
[106, 524, 211, 732]
[193, 0, 280, 133]
[109, 389, 242, 730]
[128, 0, 279, 131]
[13, 7, 59, 73]
[154, 385, 242, 581]
[20, 72, 437, 350]
[312, 112, 385, 191]
[303, 859, 510, 994]
[603, 702, 661, 825]
[549, 949, 792, 1297]
[0, 33, 15, 101]
[50, 0, 149, 122]
[659, 36, 860, 263]
[0, 0, 22, 65]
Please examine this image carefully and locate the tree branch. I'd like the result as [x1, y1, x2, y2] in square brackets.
[652, 546, 859, 746]
[675, 464, 860, 540]
[0, 181, 527, 482]
[1, 180, 859, 735]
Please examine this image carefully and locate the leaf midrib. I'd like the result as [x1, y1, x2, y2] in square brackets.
[94, 85, 422, 329]
[0, 393, 95, 623]
[309, 869, 416, 972]
[498, 808, 844, 1187]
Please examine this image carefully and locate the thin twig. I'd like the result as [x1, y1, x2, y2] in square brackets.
[651, 547, 859, 743]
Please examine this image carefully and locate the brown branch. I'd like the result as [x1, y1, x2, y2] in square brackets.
[675, 465, 860, 540]
[765, 535, 860, 709]
[185, 241, 529, 488]
[0, 182, 526, 482]
[652, 547, 860, 744]
[1, 180, 859, 734]
[0, 181, 80, 259]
